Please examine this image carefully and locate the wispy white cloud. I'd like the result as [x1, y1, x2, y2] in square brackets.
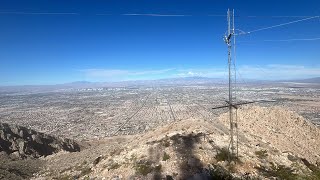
[82, 68, 176, 81]
[122, 13, 189, 17]
[0, 11, 79, 15]
[81, 65, 320, 82]
[174, 65, 320, 80]
[263, 37, 320, 42]
[175, 68, 227, 78]
[238, 64, 320, 80]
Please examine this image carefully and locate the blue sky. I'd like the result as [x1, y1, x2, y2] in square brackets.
[0, 0, 319, 85]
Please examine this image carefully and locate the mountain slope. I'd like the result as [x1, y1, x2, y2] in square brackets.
[32, 106, 320, 180]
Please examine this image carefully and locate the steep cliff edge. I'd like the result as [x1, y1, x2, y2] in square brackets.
[0, 123, 80, 158]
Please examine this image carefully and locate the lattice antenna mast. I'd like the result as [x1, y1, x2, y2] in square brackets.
[232, 9, 239, 159]
[224, 9, 237, 160]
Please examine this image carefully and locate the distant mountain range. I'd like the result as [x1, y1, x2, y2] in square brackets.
[0, 76, 319, 94]
[278, 77, 320, 84]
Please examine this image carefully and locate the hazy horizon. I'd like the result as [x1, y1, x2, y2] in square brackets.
[0, 75, 319, 87]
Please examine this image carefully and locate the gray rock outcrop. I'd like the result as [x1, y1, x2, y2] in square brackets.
[0, 123, 80, 158]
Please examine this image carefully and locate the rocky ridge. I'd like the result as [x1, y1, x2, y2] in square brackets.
[0, 122, 80, 158]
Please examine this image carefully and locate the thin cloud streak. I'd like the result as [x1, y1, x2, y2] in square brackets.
[172, 65, 320, 80]
[263, 37, 320, 42]
[82, 68, 176, 81]
[238, 65, 320, 80]
[81, 65, 320, 82]
[122, 13, 190, 17]
[0, 11, 79, 15]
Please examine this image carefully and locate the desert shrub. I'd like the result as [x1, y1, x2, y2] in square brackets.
[79, 167, 92, 177]
[108, 163, 121, 170]
[56, 174, 74, 180]
[0, 157, 43, 180]
[59, 166, 73, 174]
[255, 150, 268, 159]
[129, 154, 137, 162]
[162, 139, 170, 147]
[215, 148, 238, 162]
[257, 161, 320, 180]
[162, 152, 170, 161]
[256, 163, 299, 180]
[228, 163, 237, 173]
[134, 160, 162, 176]
[287, 154, 299, 162]
[309, 168, 320, 180]
[134, 163, 153, 176]
[209, 164, 237, 180]
[302, 161, 320, 180]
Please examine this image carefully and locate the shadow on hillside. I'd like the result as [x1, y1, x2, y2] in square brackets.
[169, 133, 206, 179]
[143, 132, 240, 179]
[148, 143, 162, 179]
[140, 133, 204, 179]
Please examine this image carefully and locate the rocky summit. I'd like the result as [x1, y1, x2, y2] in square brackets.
[0, 123, 80, 158]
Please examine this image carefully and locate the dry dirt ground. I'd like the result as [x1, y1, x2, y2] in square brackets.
[32, 106, 320, 180]
[219, 106, 320, 164]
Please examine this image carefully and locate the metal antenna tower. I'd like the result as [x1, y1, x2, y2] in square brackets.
[212, 9, 278, 162]
[224, 9, 238, 160]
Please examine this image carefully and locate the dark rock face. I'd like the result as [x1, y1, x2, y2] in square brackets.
[0, 123, 80, 158]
